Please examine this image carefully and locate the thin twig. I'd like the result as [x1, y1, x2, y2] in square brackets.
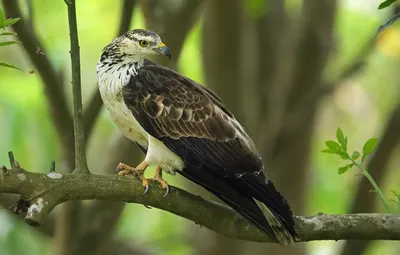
[351, 159, 391, 213]
[64, 0, 89, 174]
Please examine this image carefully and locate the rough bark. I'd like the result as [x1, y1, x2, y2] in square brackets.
[1, 160, 399, 243]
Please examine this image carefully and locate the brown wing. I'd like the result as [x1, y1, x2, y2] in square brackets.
[122, 62, 297, 241]
[122, 62, 262, 176]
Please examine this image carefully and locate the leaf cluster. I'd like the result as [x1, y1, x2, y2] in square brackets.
[0, 7, 21, 71]
[322, 128, 377, 175]
[322, 128, 399, 214]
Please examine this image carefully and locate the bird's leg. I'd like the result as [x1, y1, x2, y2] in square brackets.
[152, 166, 169, 197]
[116, 161, 150, 194]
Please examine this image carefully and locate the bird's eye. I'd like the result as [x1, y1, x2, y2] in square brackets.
[139, 40, 148, 47]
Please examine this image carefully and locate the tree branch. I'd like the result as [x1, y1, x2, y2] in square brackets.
[64, 0, 89, 174]
[0, 135, 145, 255]
[1, 154, 399, 243]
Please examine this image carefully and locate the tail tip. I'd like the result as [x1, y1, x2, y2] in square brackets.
[255, 199, 297, 245]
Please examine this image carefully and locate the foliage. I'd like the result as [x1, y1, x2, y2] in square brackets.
[0, 7, 21, 71]
[378, 0, 398, 9]
[322, 128, 399, 214]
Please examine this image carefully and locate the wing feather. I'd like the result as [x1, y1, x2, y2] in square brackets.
[122, 63, 262, 175]
[121, 61, 296, 242]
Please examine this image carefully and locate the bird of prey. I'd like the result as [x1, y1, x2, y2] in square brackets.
[97, 29, 297, 244]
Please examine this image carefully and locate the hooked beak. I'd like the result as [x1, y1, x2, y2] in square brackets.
[154, 43, 171, 59]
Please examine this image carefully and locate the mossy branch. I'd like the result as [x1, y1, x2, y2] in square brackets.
[0, 152, 399, 243]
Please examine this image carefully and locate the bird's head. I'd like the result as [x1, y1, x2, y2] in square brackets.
[101, 29, 171, 63]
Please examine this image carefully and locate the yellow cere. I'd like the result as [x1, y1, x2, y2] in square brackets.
[159, 42, 166, 47]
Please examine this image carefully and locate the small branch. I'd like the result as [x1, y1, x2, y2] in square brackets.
[64, 0, 89, 174]
[0, 155, 399, 243]
[351, 160, 391, 213]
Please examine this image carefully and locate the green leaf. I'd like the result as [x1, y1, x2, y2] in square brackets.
[361, 153, 368, 163]
[336, 128, 346, 146]
[338, 165, 350, 175]
[378, 0, 398, 9]
[343, 137, 348, 151]
[363, 138, 378, 155]
[0, 62, 22, 71]
[339, 152, 350, 160]
[0, 41, 19, 47]
[0, 7, 4, 28]
[0, 32, 17, 36]
[3, 18, 20, 27]
[321, 149, 339, 154]
[325, 140, 342, 153]
[351, 151, 360, 160]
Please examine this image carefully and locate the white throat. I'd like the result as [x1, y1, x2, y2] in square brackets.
[97, 57, 144, 96]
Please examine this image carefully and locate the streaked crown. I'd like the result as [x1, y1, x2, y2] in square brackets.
[100, 29, 171, 63]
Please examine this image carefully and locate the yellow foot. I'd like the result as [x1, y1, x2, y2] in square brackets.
[153, 166, 169, 197]
[116, 161, 150, 195]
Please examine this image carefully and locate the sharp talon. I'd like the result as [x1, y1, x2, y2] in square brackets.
[163, 184, 170, 197]
[142, 183, 149, 195]
[116, 162, 125, 175]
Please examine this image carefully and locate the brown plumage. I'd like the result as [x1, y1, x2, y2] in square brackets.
[121, 59, 297, 243]
[122, 60, 262, 174]
[97, 29, 297, 244]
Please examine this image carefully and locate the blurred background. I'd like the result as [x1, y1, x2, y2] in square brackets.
[0, 0, 399, 254]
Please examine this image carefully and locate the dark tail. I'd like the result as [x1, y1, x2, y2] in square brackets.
[238, 173, 297, 244]
[178, 165, 297, 244]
